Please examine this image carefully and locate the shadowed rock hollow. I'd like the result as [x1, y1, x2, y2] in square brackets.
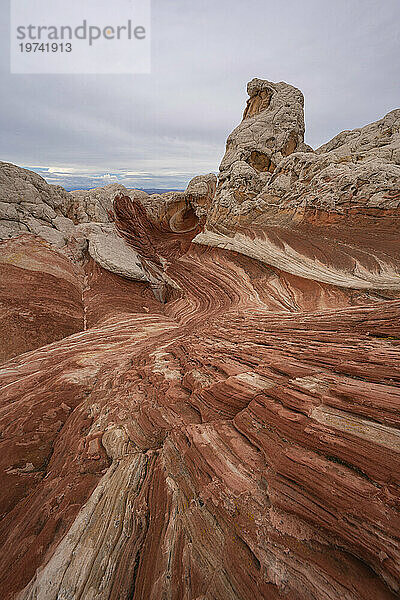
[0, 79, 399, 600]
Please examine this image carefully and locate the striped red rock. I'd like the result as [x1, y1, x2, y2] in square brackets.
[0, 235, 84, 363]
[0, 79, 399, 600]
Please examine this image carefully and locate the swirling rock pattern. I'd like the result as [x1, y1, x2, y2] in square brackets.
[0, 80, 399, 600]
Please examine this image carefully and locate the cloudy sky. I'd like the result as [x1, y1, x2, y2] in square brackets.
[1, 0, 399, 190]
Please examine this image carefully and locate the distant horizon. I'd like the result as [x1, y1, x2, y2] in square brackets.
[1, 157, 194, 192]
[64, 185, 185, 193]
[17, 162, 203, 193]
[2, 0, 399, 195]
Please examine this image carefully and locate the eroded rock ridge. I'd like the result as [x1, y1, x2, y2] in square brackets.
[0, 79, 399, 600]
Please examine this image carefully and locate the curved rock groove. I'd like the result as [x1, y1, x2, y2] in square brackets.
[0, 196, 397, 600]
[0, 78, 399, 600]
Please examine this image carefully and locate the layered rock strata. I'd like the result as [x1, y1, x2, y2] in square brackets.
[0, 79, 399, 600]
[195, 80, 400, 292]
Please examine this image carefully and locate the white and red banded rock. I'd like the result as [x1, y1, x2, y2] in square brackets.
[196, 81, 400, 292]
[0, 80, 399, 600]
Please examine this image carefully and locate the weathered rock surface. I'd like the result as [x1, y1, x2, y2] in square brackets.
[0, 162, 75, 247]
[205, 78, 312, 232]
[68, 183, 128, 223]
[136, 173, 217, 231]
[0, 235, 84, 363]
[68, 174, 217, 233]
[203, 82, 400, 234]
[0, 165, 216, 287]
[0, 79, 399, 600]
[196, 82, 400, 292]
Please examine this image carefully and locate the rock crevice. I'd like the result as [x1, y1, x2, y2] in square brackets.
[0, 78, 399, 600]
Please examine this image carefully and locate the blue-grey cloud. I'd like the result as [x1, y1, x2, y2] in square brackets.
[1, 0, 399, 190]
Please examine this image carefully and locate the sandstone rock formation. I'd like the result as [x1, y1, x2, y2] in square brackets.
[0, 80, 399, 600]
[195, 81, 400, 291]
[0, 165, 216, 302]
[0, 235, 84, 363]
[68, 183, 128, 223]
[134, 173, 217, 231]
[0, 162, 75, 247]
[205, 78, 312, 233]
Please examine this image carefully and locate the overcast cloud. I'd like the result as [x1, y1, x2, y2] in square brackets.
[0, 0, 399, 190]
